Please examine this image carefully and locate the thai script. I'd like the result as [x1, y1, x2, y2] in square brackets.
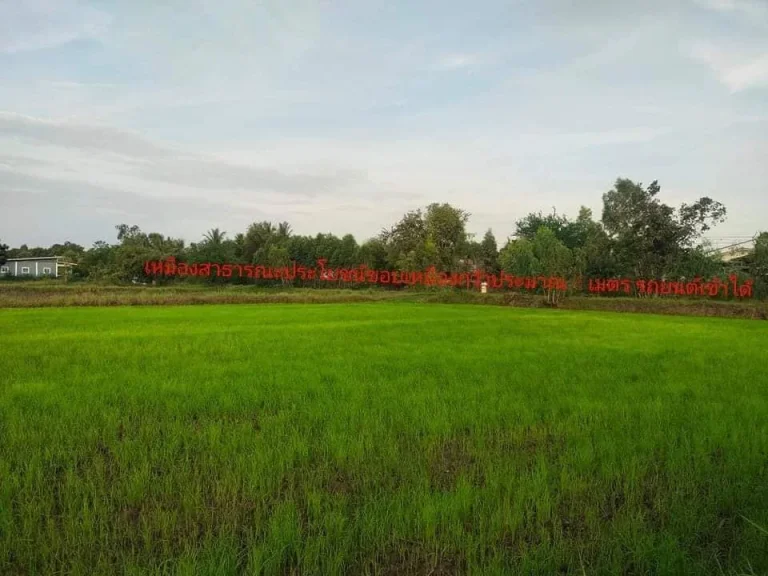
[587, 276, 753, 298]
[144, 257, 568, 291]
[144, 257, 754, 298]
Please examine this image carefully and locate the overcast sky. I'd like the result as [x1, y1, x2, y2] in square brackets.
[1, 0, 766, 248]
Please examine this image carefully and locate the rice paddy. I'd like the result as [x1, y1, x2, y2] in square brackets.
[1, 303, 767, 575]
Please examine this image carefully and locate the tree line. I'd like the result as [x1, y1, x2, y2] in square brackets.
[1, 178, 766, 298]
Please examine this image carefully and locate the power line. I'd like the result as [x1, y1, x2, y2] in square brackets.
[704, 236, 757, 255]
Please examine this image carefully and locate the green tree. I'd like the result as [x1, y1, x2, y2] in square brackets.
[277, 222, 292, 242]
[332, 234, 359, 268]
[203, 228, 226, 246]
[601, 178, 726, 278]
[113, 224, 185, 283]
[424, 203, 470, 271]
[358, 238, 388, 270]
[233, 233, 245, 260]
[192, 229, 237, 281]
[752, 233, 768, 298]
[0, 239, 8, 267]
[479, 229, 499, 274]
[76, 241, 116, 280]
[499, 238, 539, 277]
[380, 209, 427, 269]
[243, 221, 276, 263]
[515, 209, 590, 251]
[532, 226, 573, 303]
[569, 207, 617, 282]
[265, 245, 292, 285]
[287, 235, 317, 269]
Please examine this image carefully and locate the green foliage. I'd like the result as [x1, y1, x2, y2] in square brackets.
[0, 238, 7, 267]
[4, 177, 763, 298]
[243, 221, 277, 263]
[380, 203, 469, 272]
[602, 178, 727, 278]
[357, 238, 388, 270]
[75, 241, 116, 280]
[110, 224, 186, 283]
[332, 234, 358, 268]
[478, 229, 499, 274]
[752, 233, 768, 298]
[668, 246, 723, 280]
[499, 237, 539, 277]
[381, 209, 428, 268]
[2, 304, 767, 574]
[424, 203, 470, 271]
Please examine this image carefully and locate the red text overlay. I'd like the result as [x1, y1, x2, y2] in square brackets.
[144, 257, 754, 298]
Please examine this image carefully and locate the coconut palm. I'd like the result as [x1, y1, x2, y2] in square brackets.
[203, 228, 226, 246]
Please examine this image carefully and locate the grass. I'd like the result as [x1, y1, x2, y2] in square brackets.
[1, 281, 767, 320]
[1, 302, 767, 575]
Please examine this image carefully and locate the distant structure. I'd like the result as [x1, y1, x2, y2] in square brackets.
[705, 236, 758, 270]
[0, 256, 76, 278]
[720, 247, 753, 263]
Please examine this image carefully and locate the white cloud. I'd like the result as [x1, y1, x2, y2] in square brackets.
[688, 42, 768, 92]
[693, 0, 768, 19]
[0, 112, 366, 199]
[0, 0, 111, 53]
[436, 54, 479, 70]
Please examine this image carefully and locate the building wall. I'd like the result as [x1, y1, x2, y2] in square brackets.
[0, 258, 60, 278]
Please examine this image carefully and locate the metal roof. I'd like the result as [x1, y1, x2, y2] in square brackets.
[4, 256, 66, 261]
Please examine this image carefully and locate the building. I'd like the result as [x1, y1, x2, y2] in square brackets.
[0, 256, 75, 278]
[721, 247, 752, 263]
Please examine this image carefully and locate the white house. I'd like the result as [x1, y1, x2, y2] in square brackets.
[0, 256, 75, 278]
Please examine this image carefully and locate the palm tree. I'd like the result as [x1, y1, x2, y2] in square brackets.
[204, 228, 226, 246]
[277, 222, 292, 240]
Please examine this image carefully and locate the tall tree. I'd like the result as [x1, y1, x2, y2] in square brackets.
[601, 178, 726, 278]
[113, 224, 185, 282]
[381, 209, 430, 269]
[479, 229, 499, 274]
[243, 221, 276, 263]
[358, 238, 388, 270]
[752, 233, 768, 298]
[532, 227, 573, 303]
[0, 239, 8, 267]
[332, 234, 359, 268]
[277, 222, 292, 241]
[515, 209, 590, 251]
[499, 238, 539, 277]
[424, 203, 470, 271]
[203, 228, 226, 246]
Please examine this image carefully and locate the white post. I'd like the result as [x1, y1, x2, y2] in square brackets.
[14, 261, 18, 276]
[35, 262, 39, 276]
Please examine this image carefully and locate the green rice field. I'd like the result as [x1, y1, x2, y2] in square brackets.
[1, 303, 767, 575]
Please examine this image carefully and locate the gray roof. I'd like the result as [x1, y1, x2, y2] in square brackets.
[4, 256, 65, 261]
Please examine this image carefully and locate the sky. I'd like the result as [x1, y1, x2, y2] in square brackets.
[1, 0, 767, 249]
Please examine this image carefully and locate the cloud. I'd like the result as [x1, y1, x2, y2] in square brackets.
[0, 154, 49, 170]
[131, 157, 363, 197]
[436, 54, 479, 70]
[688, 42, 768, 92]
[0, 112, 173, 159]
[0, 112, 364, 197]
[692, 0, 768, 19]
[0, 170, 271, 245]
[0, 0, 111, 53]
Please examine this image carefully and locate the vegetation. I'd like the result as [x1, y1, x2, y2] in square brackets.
[1, 304, 767, 575]
[0, 282, 766, 319]
[2, 178, 764, 298]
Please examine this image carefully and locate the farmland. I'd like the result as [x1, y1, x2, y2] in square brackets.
[1, 303, 767, 575]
